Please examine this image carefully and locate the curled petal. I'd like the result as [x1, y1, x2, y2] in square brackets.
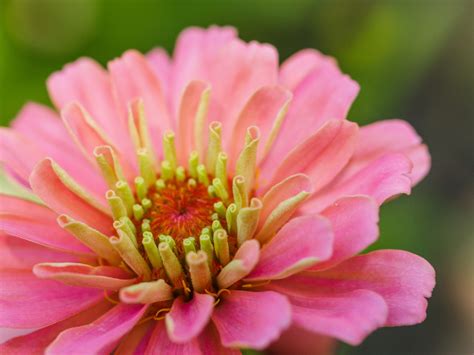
[119, 280, 174, 304]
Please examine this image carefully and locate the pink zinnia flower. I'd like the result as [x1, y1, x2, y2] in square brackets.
[0, 26, 435, 354]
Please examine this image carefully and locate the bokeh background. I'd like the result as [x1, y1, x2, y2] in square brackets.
[0, 0, 472, 353]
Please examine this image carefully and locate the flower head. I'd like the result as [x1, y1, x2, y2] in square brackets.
[0, 26, 434, 354]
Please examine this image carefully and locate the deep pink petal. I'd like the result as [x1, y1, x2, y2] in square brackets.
[269, 325, 337, 355]
[0, 195, 92, 254]
[227, 85, 292, 166]
[0, 301, 112, 355]
[279, 48, 337, 91]
[309, 195, 379, 270]
[212, 290, 291, 350]
[109, 49, 172, 152]
[166, 293, 214, 343]
[46, 57, 133, 157]
[29, 159, 113, 235]
[0, 269, 102, 328]
[115, 320, 154, 355]
[0, 233, 79, 270]
[145, 321, 202, 355]
[342, 119, 430, 186]
[265, 61, 359, 179]
[33, 262, 137, 290]
[198, 322, 241, 355]
[273, 250, 435, 326]
[262, 120, 358, 193]
[46, 303, 148, 355]
[9, 103, 106, 196]
[246, 215, 333, 281]
[288, 289, 388, 345]
[303, 153, 413, 212]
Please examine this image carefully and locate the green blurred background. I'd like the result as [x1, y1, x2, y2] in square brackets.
[0, 0, 473, 353]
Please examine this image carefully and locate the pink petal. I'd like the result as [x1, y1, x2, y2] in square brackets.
[33, 262, 137, 290]
[279, 49, 338, 90]
[166, 293, 214, 343]
[246, 215, 333, 281]
[212, 290, 291, 350]
[0, 233, 79, 270]
[46, 57, 133, 157]
[0, 195, 92, 254]
[227, 85, 292, 166]
[342, 119, 430, 186]
[269, 324, 337, 355]
[10, 103, 106, 197]
[258, 173, 312, 224]
[108, 49, 172, 152]
[0, 301, 112, 355]
[303, 153, 413, 213]
[262, 120, 358, 192]
[273, 250, 435, 326]
[176, 80, 210, 163]
[29, 159, 113, 235]
[312, 250, 436, 326]
[145, 321, 202, 355]
[46, 303, 148, 355]
[287, 289, 388, 345]
[0, 269, 102, 328]
[198, 323, 241, 355]
[309, 195, 379, 270]
[264, 60, 359, 179]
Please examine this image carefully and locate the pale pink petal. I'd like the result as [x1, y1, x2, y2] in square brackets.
[166, 293, 214, 343]
[268, 325, 337, 355]
[0, 269, 102, 328]
[33, 263, 137, 290]
[115, 320, 154, 355]
[109, 49, 172, 152]
[171, 26, 278, 136]
[0, 195, 92, 254]
[262, 120, 358, 192]
[175, 80, 210, 164]
[0, 233, 79, 270]
[264, 61, 359, 179]
[303, 153, 413, 213]
[29, 159, 113, 234]
[246, 215, 333, 281]
[227, 85, 292, 166]
[145, 321, 202, 355]
[0, 301, 112, 355]
[258, 174, 312, 224]
[216, 239, 260, 289]
[342, 119, 430, 186]
[0, 128, 47, 185]
[273, 250, 435, 326]
[212, 290, 291, 350]
[46, 57, 133, 155]
[278, 49, 337, 91]
[309, 195, 379, 270]
[146, 47, 171, 107]
[46, 303, 148, 355]
[10, 103, 106, 196]
[287, 289, 388, 345]
[198, 323, 241, 355]
[170, 26, 237, 113]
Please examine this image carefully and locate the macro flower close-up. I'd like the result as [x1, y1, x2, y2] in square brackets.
[0, 25, 437, 354]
